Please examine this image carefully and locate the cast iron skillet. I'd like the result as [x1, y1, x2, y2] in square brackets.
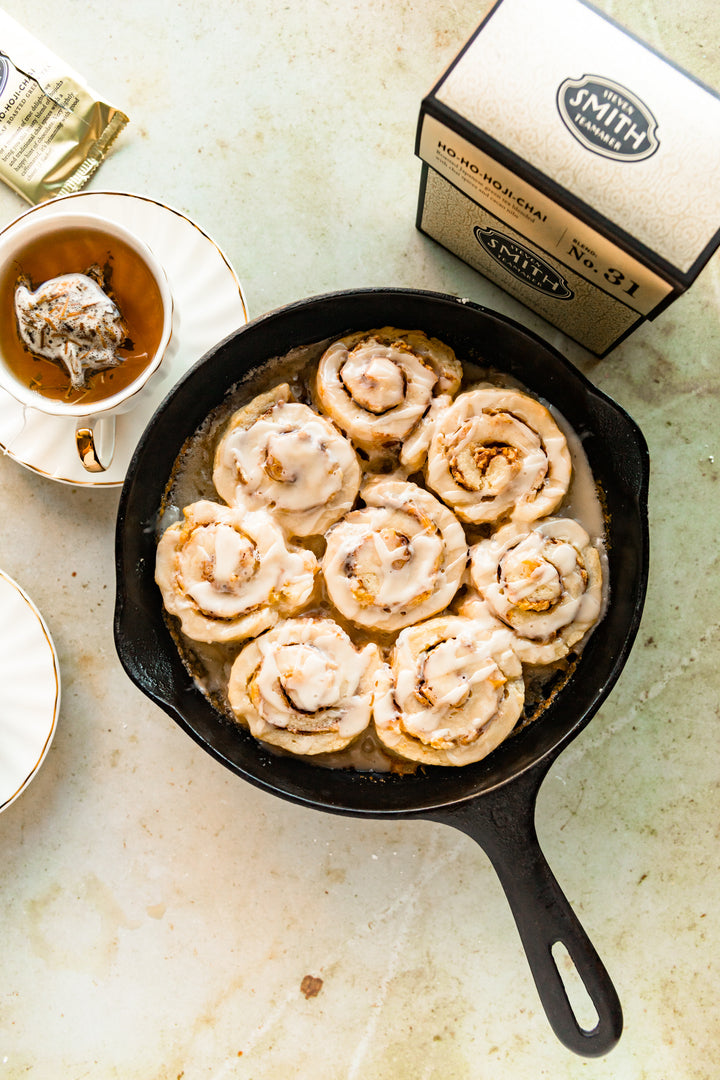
[114, 289, 649, 1057]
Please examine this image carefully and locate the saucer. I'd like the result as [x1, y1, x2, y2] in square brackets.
[0, 191, 249, 486]
[0, 569, 60, 812]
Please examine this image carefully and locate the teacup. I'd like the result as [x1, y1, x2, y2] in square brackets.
[0, 209, 173, 472]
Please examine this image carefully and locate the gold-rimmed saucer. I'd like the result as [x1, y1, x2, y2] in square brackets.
[0, 568, 60, 812]
[0, 191, 248, 486]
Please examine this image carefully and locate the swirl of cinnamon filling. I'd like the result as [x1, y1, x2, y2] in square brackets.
[155, 500, 317, 643]
[373, 615, 524, 766]
[322, 478, 467, 632]
[213, 384, 361, 537]
[425, 387, 571, 524]
[227, 617, 382, 755]
[315, 327, 462, 466]
[468, 517, 603, 663]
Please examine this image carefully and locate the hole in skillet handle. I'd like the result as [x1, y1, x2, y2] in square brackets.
[113, 288, 647, 1054]
[551, 941, 601, 1033]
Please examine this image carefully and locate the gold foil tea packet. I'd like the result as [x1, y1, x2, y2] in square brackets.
[0, 10, 128, 203]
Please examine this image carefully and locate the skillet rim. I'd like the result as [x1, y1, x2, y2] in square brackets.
[113, 287, 650, 816]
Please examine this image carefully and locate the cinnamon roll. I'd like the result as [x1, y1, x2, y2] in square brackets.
[213, 384, 361, 537]
[468, 517, 603, 663]
[227, 617, 382, 755]
[315, 328, 462, 464]
[373, 615, 524, 766]
[155, 500, 317, 644]
[425, 387, 571, 525]
[322, 478, 467, 633]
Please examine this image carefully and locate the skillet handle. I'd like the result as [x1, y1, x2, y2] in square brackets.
[425, 765, 622, 1057]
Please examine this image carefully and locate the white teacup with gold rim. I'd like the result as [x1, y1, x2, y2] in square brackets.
[0, 209, 173, 472]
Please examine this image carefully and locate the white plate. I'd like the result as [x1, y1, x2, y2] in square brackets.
[0, 569, 60, 812]
[0, 191, 249, 486]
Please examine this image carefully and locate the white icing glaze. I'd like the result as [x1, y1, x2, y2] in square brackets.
[340, 351, 406, 412]
[155, 500, 317, 643]
[227, 617, 382, 754]
[426, 387, 571, 524]
[270, 643, 342, 713]
[469, 517, 603, 664]
[398, 393, 452, 472]
[372, 615, 524, 766]
[322, 478, 467, 632]
[315, 328, 462, 458]
[213, 387, 361, 536]
[550, 405, 606, 540]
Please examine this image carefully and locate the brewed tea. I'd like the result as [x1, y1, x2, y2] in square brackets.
[0, 223, 165, 405]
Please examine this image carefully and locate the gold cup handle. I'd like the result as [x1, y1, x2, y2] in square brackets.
[75, 416, 116, 473]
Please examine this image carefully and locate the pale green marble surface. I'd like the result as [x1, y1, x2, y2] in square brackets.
[0, 1, 718, 1077]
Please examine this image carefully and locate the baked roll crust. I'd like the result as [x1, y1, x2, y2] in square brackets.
[315, 327, 462, 467]
[322, 478, 467, 633]
[155, 500, 317, 643]
[426, 387, 571, 525]
[373, 615, 524, 766]
[227, 617, 381, 755]
[468, 517, 603, 663]
[213, 384, 361, 537]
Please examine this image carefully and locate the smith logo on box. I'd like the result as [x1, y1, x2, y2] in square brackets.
[556, 75, 660, 162]
[415, 0, 720, 355]
[474, 228, 574, 300]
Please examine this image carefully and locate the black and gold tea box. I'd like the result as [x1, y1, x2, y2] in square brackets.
[415, 0, 720, 355]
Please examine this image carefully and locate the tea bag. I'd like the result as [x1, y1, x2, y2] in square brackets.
[14, 272, 127, 389]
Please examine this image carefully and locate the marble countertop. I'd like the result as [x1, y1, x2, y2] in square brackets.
[1, 1, 718, 1076]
